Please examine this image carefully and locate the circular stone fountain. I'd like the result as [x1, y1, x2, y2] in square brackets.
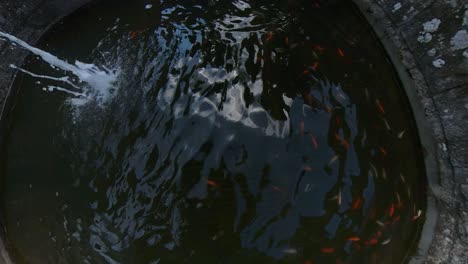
[0, 0, 466, 263]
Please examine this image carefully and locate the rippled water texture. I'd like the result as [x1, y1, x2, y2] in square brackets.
[3, 0, 426, 263]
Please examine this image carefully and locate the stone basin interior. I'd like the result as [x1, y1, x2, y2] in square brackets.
[0, 0, 427, 263]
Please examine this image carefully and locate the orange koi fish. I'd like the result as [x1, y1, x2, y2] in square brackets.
[376, 100, 385, 114]
[338, 188, 342, 206]
[313, 45, 326, 52]
[312, 61, 319, 71]
[207, 180, 218, 187]
[342, 139, 350, 149]
[310, 135, 318, 149]
[351, 197, 363, 210]
[337, 48, 345, 57]
[388, 203, 395, 217]
[272, 186, 283, 193]
[266, 31, 274, 42]
[130, 31, 139, 39]
[321, 247, 334, 254]
[368, 238, 378, 246]
[412, 210, 422, 221]
[378, 147, 387, 156]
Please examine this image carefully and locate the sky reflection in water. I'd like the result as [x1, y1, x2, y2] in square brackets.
[4, 0, 426, 263]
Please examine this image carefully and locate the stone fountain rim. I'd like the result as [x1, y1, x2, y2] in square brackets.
[350, 1, 439, 263]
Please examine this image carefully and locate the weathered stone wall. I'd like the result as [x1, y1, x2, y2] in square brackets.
[0, 0, 466, 263]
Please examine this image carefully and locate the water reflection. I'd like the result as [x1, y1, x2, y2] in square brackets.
[4, 0, 425, 263]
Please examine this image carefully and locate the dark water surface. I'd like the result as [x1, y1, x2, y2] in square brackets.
[3, 0, 426, 263]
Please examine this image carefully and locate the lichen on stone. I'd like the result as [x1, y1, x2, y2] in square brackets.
[450, 30, 468, 50]
[423, 18, 442, 33]
[432, 58, 446, 68]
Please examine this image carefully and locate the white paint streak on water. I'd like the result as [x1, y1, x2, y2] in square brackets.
[46, 86, 87, 97]
[0, 31, 119, 104]
[10, 64, 80, 89]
